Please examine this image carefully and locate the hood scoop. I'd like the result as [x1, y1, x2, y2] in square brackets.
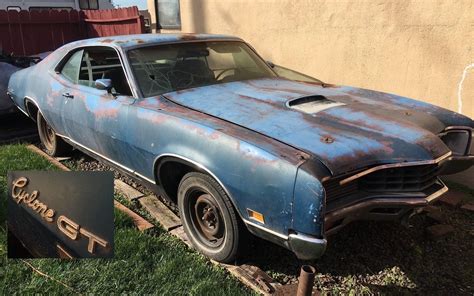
[287, 95, 345, 114]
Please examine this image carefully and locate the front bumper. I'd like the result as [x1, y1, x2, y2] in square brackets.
[245, 221, 327, 260]
[288, 233, 327, 260]
[324, 179, 448, 234]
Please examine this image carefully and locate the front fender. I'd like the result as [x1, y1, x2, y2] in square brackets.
[131, 104, 302, 236]
[292, 159, 331, 237]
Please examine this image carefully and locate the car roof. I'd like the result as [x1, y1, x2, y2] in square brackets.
[68, 33, 243, 50]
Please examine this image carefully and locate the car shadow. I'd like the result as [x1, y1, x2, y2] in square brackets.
[0, 112, 38, 144]
[240, 207, 474, 294]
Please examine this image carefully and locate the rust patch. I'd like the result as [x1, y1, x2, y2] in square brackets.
[321, 135, 335, 144]
[179, 34, 198, 41]
[303, 81, 339, 88]
[145, 97, 309, 165]
[100, 38, 115, 43]
[321, 83, 338, 88]
[94, 106, 120, 119]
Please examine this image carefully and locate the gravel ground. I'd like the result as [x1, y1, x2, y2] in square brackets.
[63, 150, 152, 194]
[244, 209, 474, 294]
[54, 146, 474, 295]
[61, 149, 178, 212]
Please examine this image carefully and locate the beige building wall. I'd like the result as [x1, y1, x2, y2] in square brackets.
[148, 0, 474, 119]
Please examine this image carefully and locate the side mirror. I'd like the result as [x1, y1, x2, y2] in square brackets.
[266, 60, 275, 68]
[95, 79, 113, 92]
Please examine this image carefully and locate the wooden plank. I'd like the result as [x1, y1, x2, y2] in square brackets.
[225, 263, 272, 295]
[27, 145, 70, 171]
[139, 195, 182, 231]
[169, 226, 192, 247]
[114, 179, 144, 201]
[114, 200, 154, 231]
[55, 157, 71, 162]
[168, 226, 278, 295]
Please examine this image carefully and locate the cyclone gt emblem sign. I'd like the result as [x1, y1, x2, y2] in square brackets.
[11, 177, 108, 254]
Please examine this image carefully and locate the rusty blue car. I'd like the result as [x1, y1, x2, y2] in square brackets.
[7, 34, 474, 262]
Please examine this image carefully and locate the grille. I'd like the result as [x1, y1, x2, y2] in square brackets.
[323, 177, 359, 201]
[324, 164, 440, 201]
[359, 164, 439, 192]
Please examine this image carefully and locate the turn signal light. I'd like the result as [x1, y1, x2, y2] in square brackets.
[247, 209, 265, 224]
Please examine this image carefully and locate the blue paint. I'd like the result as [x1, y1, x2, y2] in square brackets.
[7, 34, 474, 258]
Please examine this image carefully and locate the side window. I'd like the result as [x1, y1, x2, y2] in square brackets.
[78, 47, 133, 97]
[61, 50, 84, 84]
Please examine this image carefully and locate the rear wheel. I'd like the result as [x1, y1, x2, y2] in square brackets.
[37, 112, 71, 156]
[178, 172, 241, 263]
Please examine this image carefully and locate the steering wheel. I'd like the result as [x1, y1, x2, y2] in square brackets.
[215, 68, 238, 80]
[167, 69, 195, 89]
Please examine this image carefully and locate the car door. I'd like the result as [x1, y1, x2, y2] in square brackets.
[58, 46, 137, 169]
[43, 49, 84, 135]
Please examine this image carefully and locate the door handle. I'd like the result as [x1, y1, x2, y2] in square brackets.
[62, 92, 74, 99]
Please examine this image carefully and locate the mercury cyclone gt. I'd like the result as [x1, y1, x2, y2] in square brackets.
[7, 34, 474, 263]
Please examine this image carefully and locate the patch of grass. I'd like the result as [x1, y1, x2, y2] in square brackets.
[0, 144, 251, 295]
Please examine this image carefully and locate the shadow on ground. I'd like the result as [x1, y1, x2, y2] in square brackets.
[0, 112, 38, 144]
[241, 203, 474, 294]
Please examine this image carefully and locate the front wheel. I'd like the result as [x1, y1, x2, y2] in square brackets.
[178, 172, 242, 263]
[37, 112, 71, 156]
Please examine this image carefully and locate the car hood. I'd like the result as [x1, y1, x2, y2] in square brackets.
[164, 78, 473, 175]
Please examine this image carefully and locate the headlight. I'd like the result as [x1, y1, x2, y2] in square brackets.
[470, 134, 474, 155]
[439, 129, 471, 156]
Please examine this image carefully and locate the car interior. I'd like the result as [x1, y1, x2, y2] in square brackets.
[77, 48, 133, 96]
[128, 42, 274, 97]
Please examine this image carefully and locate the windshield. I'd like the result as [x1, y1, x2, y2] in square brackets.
[128, 41, 276, 97]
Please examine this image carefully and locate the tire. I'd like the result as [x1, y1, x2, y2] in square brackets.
[37, 111, 71, 156]
[178, 172, 241, 263]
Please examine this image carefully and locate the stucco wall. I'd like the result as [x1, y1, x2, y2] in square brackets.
[148, 0, 474, 118]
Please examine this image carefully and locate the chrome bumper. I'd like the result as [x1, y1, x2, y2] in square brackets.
[244, 221, 327, 260]
[324, 180, 448, 234]
[288, 233, 327, 260]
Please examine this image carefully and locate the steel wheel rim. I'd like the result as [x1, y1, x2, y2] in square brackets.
[188, 190, 225, 248]
[40, 116, 54, 151]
